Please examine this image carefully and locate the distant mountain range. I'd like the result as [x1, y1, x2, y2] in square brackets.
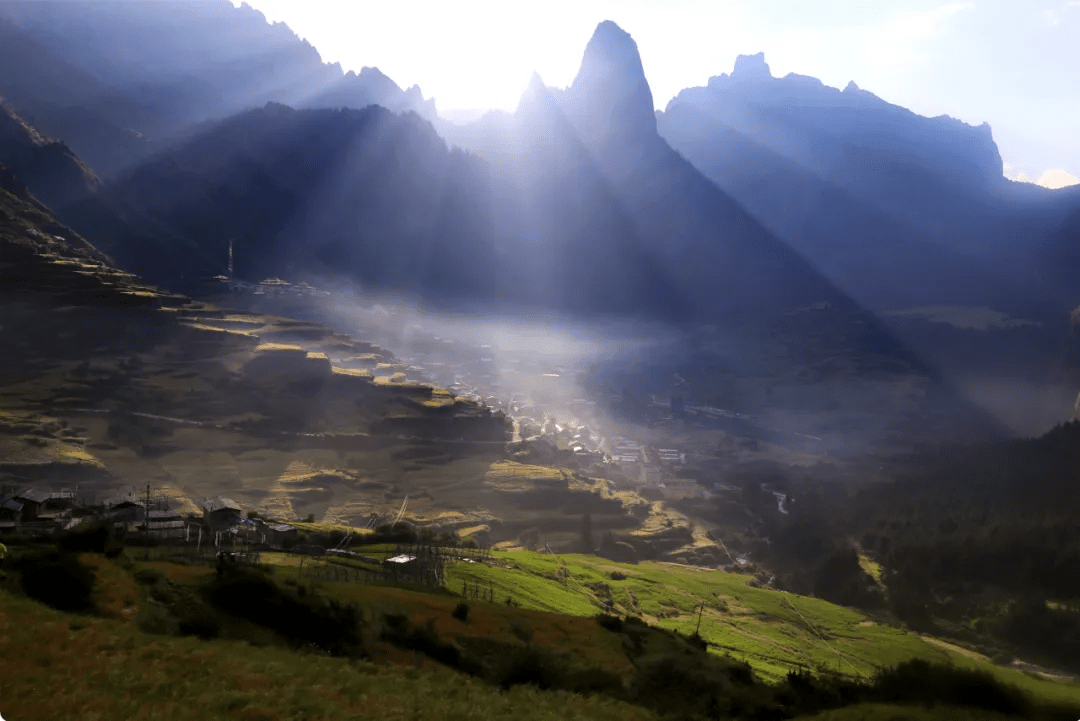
[1, 0, 1076, 437]
[654, 51, 1080, 432]
[657, 51, 1080, 315]
[0, 1, 434, 176]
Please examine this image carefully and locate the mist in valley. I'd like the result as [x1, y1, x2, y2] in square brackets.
[3, 3, 1080, 709]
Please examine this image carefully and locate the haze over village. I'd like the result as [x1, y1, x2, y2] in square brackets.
[0, 2, 1079, 720]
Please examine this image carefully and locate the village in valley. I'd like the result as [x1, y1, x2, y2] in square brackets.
[0, 484, 466, 586]
[1, 487, 292, 549]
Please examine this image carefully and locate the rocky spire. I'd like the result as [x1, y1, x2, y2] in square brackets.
[564, 21, 656, 144]
[731, 52, 771, 81]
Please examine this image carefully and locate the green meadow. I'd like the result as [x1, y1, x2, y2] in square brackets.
[444, 550, 1080, 705]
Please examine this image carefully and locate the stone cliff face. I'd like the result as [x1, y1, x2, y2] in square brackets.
[0, 104, 101, 209]
[563, 20, 657, 150]
[669, 51, 1006, 201]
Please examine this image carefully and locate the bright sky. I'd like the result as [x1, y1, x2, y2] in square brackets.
[234, 0, 1079, 188]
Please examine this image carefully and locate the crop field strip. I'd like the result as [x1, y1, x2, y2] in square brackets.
[247, 545, 1080, 704]
[438, 550, 1080, 701]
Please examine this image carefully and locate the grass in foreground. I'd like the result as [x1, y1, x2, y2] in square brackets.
[5, 545, 1080, 721]
[0, 585, 651, 721]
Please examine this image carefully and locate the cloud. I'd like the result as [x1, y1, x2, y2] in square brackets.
[1035, 168, 1080, 189]
[1005, 164, 1080, 188]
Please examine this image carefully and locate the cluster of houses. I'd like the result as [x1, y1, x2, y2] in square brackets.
[210, 275, 326, 299]
[611, 438, 644, 464]
[0, 488, 300, 550]
[658, 448, 686, 465]
[603, 441, 688, 489]
[0, 488, 78, 533]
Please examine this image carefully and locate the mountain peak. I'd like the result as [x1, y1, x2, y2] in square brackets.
[566, 21, 655, 143]
[516, 71, 557, 116]
[732, 52, 771, 80]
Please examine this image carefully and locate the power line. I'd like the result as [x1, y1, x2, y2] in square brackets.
[782, 592, 868, 679]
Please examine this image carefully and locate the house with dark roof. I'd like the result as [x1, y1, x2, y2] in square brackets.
[105, 497, 145, 525]
[146, 509, 187, 540]
[13, 489, 49, 521]
[200, 498, 242, 531]
[0, 498, 24, 532]
[266, 523, 298, 548]
[41, 491, 76, 514]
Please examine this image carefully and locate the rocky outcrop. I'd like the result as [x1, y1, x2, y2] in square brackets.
[0, 104, 100, 208]
[563, 20, 657, 149]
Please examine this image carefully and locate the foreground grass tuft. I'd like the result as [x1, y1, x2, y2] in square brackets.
[0, 586, 653, 721]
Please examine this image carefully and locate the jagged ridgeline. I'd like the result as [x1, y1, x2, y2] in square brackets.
[655, 51, 1080, 314]
[0, 0, 434, 176]
[0, 14, 998, 446]
[67, 20, 875, 324]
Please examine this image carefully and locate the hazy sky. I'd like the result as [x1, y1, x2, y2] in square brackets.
[233, 0, 1079, 187]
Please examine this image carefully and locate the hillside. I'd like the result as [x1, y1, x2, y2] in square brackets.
[656, 54, 1080, 435]
[0, 0, 434, 176]
[1, 163, 747, 555]
[0, 163, 515, 511]
[2, 545, 1079, 721]
[43, 21, 1003, 456]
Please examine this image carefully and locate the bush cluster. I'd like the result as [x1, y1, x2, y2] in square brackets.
[142, 576, 221, 639]
[12, 550, 96, 612]
[378, 612, 468, 669]
[205, 566, 364, 657]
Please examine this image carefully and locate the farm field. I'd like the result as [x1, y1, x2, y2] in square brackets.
[440, 550, 1080, 704]
[248, 545, 1080, 705]
[2, 546, 1078, 721]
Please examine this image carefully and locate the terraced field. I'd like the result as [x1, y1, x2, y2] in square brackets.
[441, 550, 1080, 705]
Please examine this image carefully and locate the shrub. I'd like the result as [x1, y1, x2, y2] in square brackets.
[566, 666, 624, 697]
[490, 644, 567, 691]
[630, 655, 718, 718]
[205, 566, 363, 656]
[133, 567, 165, 585]
[871, 659, 1033, 717]
[779, 670, 864, 716]
[452, 602, 470, 622]
[138, 598, 181, 636]
[57, 523, 110, 553]
[148, 579, 220, 639]
[595, 613, 623, 633]
[14, 550, 96, 612]
[379, 612, 464, 668]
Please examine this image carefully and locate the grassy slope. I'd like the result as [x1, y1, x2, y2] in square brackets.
[441, 550, 1080, 705]
[4, 550, 1079, 720]
[0, 583, 651, 721]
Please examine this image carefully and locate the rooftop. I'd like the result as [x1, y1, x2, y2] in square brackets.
[200, 497, 242, 513]
[14, 488, 49, 504]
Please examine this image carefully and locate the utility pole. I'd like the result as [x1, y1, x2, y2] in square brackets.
[695, 601, 705, 637]
[144, 484, 151, 560]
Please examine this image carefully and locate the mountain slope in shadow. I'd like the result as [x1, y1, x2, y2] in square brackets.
[657, 52, 1080, 315]
[0, 0, 434, 176]
[56, 21, 1002, 448]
